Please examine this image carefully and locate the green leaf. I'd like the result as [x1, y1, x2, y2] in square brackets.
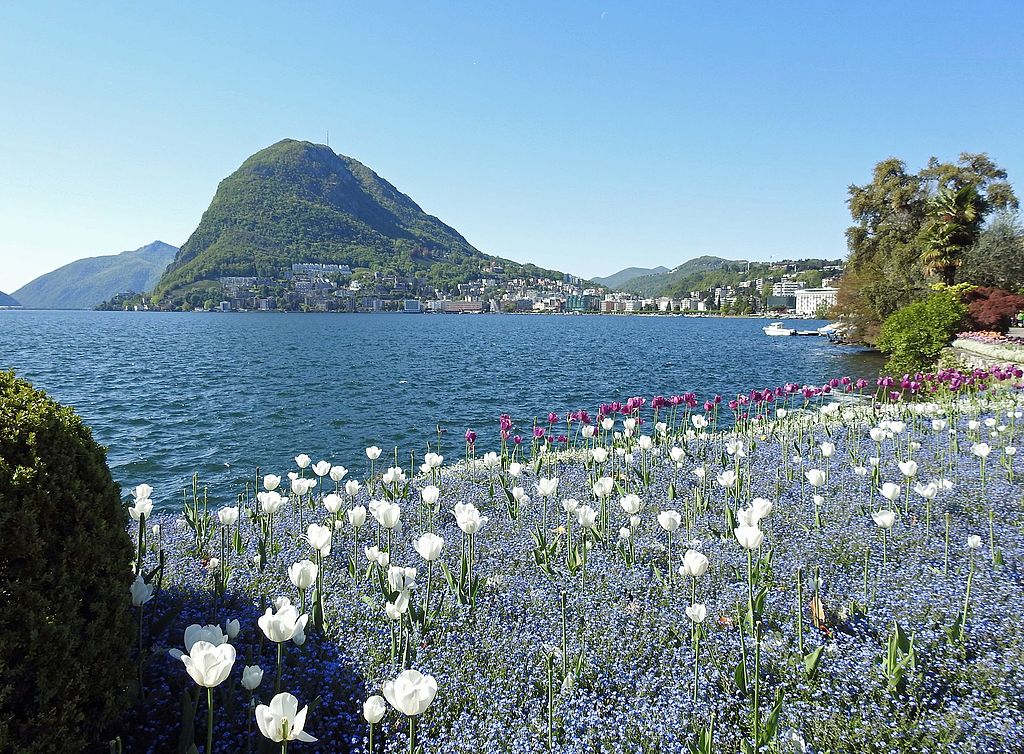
[733, 659, 747, 695]
[803, 645, 824, 679]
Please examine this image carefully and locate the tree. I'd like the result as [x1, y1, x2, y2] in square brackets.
[835, 153, 1017, 344]
[963, 287, 1024, 332]
[919, 185, 982, 286]
[958, 211, 1024, 290]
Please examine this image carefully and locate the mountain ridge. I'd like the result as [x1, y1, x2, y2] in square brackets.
[591, 266, 669, 289]
[13, 241, 178, 309]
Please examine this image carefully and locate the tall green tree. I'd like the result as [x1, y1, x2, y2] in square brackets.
[836, 152, 1016, 344]
[957, 211, 1024, 291]
[920, 185, 983, 285]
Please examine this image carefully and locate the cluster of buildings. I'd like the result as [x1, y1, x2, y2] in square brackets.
[209, 261, 841, 317]
[211, 263, 601, 314]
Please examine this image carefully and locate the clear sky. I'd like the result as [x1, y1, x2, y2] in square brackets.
[1, 2, 1022, 291]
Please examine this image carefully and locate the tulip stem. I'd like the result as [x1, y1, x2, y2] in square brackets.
[206, 687, 214, 754]
[560, 591, 568, 678]
[137, 604, 146, 700]
[747, 549, 760, 748]
[276, 642, 283, 696]
[960, 552, 974, 642]
[368, 722, 374, 754]
[136, 513, 147, 576]
[546, 652, 554, 752]
[692, 629, 700, 702]
[408, 714, 416, 754]
[944, 513, 951, 576]
[424, 560, 433, 627]
[795, 567, 803, 656]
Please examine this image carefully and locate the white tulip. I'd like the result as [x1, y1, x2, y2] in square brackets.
[180, 640, 236, 688]
[258, 601, 308, 643]
[871, 510, 896, 530]
[347, 505, 367, 528]
[375, 502, 402, 529]
[305, 523, 332, 554]
[685, 603, 707, 624]
[420, 485, 440, 507]
[619, 494, 641, 515]
[804, 469, 826, 488]
[383, 669, 438, 717]
[898, 460, 918, 478]
[217, 506, 239, 526]
[536, 477, 560, 497]
[681, 549, 709, 577]
[288, 560, 318, 590]
[591, 476, 614, 499]
[576, 505, 598, 530]
[255, 692, 317, 743]
[734, 525, 764, 550]
[323, 493, 344, 514]
[879, 482, 901, 502]
[453, 502, 488, 534]
[241, 664, 264, 691]
[414, 532, 444, 561]
[657, 510, 682, 532]
[129, 574, 153, 606]
[128, 498, 153, 521]
[363, 694, 387, 724]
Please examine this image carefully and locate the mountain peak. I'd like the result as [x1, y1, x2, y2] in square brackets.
[0, 291, 21, 308]
[152, 139, 556, 306]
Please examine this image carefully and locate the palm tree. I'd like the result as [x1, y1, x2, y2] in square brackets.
[920, 184, 982, 286]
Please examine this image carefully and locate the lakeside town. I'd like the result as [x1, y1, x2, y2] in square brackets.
[106, 260, 841, 317]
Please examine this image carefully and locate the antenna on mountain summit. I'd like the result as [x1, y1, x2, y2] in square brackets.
[326, 129, 330, 148]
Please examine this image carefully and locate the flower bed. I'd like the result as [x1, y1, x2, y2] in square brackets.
[120, 366, 1024, 753]
[957, 330, 1024, 347]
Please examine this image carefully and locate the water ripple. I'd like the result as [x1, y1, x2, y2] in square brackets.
[0, 310, 882, 507]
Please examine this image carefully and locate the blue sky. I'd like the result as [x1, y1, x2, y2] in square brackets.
[1, 1, 1022, 291]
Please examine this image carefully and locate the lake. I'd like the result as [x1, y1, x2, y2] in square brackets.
[0, 310, 883, 507]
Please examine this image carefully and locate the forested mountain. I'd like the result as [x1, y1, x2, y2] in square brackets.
[153, 139, 564, 306]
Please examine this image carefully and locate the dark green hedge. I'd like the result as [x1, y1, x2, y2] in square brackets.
[0, 371, 134, 752]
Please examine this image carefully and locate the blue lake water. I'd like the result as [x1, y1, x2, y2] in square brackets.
[0, 310, 883, 507]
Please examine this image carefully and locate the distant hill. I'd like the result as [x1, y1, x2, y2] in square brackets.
[591, 266, 669, 289]
[154, 139, 565, 306]
[0, 291, 21, 308]
[13, 241, 178, 309]
[619, 255, 743, 296]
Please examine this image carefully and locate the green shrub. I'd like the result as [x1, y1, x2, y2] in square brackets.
[0, 371, 134, 752]
[877, 288, 968, 374]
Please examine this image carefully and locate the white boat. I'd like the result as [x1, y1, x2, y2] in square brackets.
[763, 322, 796, 336]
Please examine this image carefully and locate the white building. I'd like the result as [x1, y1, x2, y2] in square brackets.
[772, 280, 805, 297]
[794, 288, 838, 316]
